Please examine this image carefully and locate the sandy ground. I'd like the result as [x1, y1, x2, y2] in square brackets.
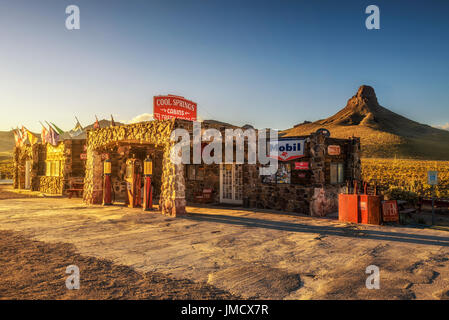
[0, 185, 448, 299]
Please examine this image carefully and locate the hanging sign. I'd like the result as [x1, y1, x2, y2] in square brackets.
[269, 138, 305, 161]
[327, 145, 341, 155]
[154, 95, 197, 121]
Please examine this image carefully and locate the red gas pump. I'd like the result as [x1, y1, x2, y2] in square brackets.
[143, 155, 153, 211]
[103, 158, 112, 205]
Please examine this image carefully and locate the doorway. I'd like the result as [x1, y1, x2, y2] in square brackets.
[219, 163, 243, 204]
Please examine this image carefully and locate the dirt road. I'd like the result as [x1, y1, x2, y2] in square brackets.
[0, 185, 448, 299]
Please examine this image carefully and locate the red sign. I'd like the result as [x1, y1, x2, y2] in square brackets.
[382, 200, 399, 222]
[80, 153, 87, 160]
[328, 145, 341, 156]
[294, 162, 309, 170]
[154, 95, 197, 121]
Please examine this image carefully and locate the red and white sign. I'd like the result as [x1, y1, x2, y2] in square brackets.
[153, 95, 197, 121]
[269, 139, 305, 161]
[328, 145, 341, 156]
[382, 200, 399, 222]
[294, 162, 309, 170]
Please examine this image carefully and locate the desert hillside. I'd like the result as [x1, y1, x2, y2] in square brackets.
[0, 131, 14, 158]
[283, 85, 449, 160]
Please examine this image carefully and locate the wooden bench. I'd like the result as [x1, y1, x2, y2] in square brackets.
[418, 198, 449, 212]
[194, 188, 214, 204]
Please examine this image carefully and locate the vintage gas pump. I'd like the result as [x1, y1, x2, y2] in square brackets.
[103, 158, 112, 205]
[143, 155, 153, 211]
[125, 156, 142, 208]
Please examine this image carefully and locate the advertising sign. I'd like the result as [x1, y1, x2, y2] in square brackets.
[327, 145, 341, 156]
[382, 200, 399, 222]
[153, 95, 197, 121]
[269, 138, 305, 161]
[427, 171, 438, 186]
[294, 161, 309, 170]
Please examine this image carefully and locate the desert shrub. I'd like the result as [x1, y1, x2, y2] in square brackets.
[383, 187, 419, 206]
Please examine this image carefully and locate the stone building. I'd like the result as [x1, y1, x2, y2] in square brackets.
[83, 118, 361, 217]
[13, 137, 86, 195]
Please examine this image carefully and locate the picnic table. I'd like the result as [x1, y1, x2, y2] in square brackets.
[66, 178, 84, 199]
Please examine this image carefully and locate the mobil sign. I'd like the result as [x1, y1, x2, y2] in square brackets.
[153, 95, 197, 121]
[269, 138, 305, 161]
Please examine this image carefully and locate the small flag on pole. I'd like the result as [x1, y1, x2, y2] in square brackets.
[69, 117, 84, 137]
[40, 121, 48, 144]
[13, 128, 21, 147]
[21, 126, 30, 145]
[50, 122, 64, 135]
[45, 121, 60, 146]
[23, 127, 38, 145]
[94, 115, 100, 129]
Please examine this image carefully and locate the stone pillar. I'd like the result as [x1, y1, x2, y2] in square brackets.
[349, 137, 361, 181]
[83, 147, 103, 204]
[159, 144, 186, 216]
[309, 133, 326, 185]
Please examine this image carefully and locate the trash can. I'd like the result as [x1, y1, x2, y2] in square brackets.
[339, 194, 381, 225]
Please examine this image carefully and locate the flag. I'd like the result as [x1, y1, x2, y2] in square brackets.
[50, 122, 64, 135]
[13, 128, 21, 147]
[16, 127, 23, 147]
[110, 114, 116, 127]
[69, 117, 84, 137]
[40, 122, 48, 144]
[46, 122, 60, 146]
[23, 127, 38, 145]
[21, 126, 30, 145]
[94, 115, 100, 129]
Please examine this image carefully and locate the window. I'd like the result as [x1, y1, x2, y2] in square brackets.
[186, 165, 205, 181]
[45, 160, 61, 177]
[330, 163, 344, 184]
[45, 161, 51, 176]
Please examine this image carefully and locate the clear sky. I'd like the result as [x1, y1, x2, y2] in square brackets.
[1, 0, 448, 132]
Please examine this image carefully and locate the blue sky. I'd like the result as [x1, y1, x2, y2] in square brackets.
[1, 0, 448, 132]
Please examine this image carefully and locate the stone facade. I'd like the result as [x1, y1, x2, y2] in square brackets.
[13, 139, 86, 195]
[13, 119, 361, 218]
[83, 119, 187, 216]
[242, 132, 361, 216]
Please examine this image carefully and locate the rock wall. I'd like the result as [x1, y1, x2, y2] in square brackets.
[83, 120, 187, 216]
[13, 145, 37, 190]
[37, 176, 64, 194]
[14, 140, 86, 195]
[244, 132, 361, 216]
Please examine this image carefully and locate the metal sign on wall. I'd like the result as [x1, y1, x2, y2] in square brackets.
[294, 162, 309, 170]
[153, 95, 197, 121]
[269, 138, 305, 161]
[327, 145, 341, 155]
